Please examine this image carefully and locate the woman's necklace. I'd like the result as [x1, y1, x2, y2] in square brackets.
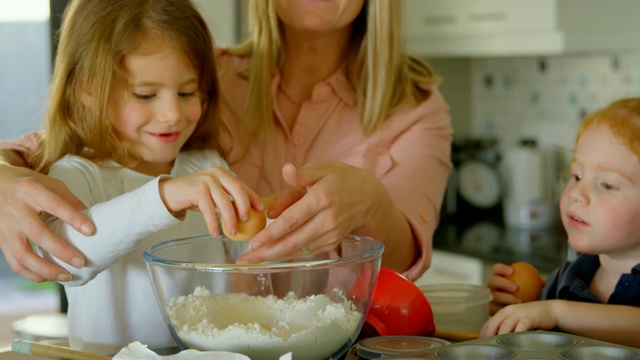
[278, 84, 302, 106]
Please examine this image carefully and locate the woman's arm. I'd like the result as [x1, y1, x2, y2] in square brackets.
[0, 150, 92, 282]
[239, 161, 415, 271]
[377, 90, 453, 280]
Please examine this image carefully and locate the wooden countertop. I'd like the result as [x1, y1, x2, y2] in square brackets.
[0, 345, 51, 360]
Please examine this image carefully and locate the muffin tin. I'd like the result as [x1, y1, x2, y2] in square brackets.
[348, 331, 640, 359]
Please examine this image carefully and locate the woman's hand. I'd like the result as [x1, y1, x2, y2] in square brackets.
[158, 167, 263, 238]
[0, 163, 92, 282]
[487, 263, 523, 315]
[237, 162, 415, 271]
[480, 300, 559, 338]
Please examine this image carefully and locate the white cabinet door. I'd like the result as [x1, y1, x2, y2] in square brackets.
[404, 0, 640, 57]
[404, 0, 464, 38]
[558, 0, 640, 53]
[404, 0, 563, 58]
[193, 0, 239, 47]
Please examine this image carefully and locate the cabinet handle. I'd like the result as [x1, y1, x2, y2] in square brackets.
[422, 15, 457, 26]
[468, 12, 508, 23]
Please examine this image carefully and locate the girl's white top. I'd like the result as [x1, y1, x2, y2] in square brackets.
[40, 150, 228, 355]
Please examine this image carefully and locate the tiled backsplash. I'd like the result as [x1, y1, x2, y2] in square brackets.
[468, 52, 640, 200]
[470, 52, 640, 152]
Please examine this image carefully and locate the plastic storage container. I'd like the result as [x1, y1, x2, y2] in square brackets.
[347, 335, 450, 359]
[419, 284, 492, 333]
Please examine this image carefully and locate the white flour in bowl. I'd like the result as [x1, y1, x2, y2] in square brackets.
[167, 287, 361, 360]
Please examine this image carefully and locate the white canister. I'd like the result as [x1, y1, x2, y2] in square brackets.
[502, 141, 554, 229]
[504, 199, 556, 229]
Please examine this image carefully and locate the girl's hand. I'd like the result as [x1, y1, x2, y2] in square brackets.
[487, 263, 522, 315]
[480, 300, 559, 338]
[0, 163, 92, 282]
[158, 167, 263, 238]
[237, 162, 412, 269]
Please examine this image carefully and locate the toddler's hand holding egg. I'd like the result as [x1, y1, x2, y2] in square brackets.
[506, 261, 543, 302]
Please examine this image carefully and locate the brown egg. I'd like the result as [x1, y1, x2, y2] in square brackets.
[506, 261, 543, 302]
[222, 207, 266, 241]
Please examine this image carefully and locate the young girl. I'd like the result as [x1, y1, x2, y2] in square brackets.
[31, 0, 262, 354]
[481, 97, 640, 347]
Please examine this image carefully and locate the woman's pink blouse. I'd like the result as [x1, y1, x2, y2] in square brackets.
[216, 52, 453, 280]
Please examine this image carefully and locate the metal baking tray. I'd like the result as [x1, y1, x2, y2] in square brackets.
[348, 330, 640, 359]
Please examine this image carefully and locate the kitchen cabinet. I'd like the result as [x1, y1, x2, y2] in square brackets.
[405, 0, 640, 58]
[557, 0, 640, 53]
[193, 0, 240, 47]
[404, 0, 562, 57]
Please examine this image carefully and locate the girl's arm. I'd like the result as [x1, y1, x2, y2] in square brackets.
[43, 156, 263, 286]
[42, 158, 181, 286]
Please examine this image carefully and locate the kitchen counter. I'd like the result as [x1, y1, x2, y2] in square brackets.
[0, 348, 49, 360]
[433, 219, 569, 275]
[0, 341, 180, 359]
[0, 341, 63, 360]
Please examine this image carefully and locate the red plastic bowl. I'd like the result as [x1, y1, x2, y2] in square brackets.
[364, 268, 435, 337]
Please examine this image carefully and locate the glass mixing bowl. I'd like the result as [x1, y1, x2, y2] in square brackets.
[144, 234, 384, 360]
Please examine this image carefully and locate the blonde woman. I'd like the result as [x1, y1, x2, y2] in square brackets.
[0, 0, 452, 282]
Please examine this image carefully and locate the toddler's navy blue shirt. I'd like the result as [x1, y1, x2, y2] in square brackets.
[541, 254, 640, 305]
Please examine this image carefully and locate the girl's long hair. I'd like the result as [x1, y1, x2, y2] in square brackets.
[33, 0, 223, 173]
[224, 0, 440, 137]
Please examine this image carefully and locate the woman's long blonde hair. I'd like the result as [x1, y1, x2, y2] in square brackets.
[33, 0, 223, 173]
[224, 0, 440, 136]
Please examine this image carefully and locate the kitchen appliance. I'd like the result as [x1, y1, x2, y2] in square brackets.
[442, 138, 503, 228]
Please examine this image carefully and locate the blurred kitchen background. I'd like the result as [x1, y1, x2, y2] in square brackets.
[1, 0, 640, 347]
